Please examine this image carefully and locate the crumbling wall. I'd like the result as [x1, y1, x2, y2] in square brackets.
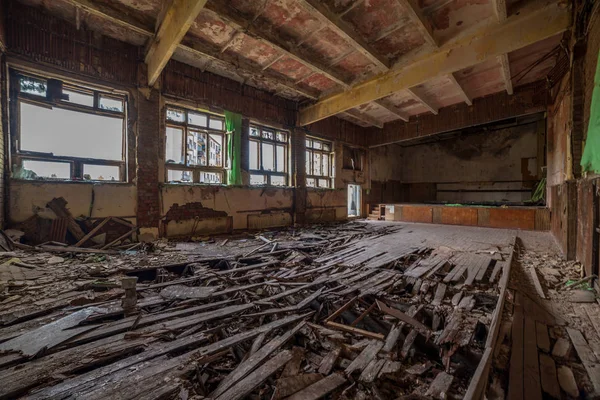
[369, 122, 540, 204]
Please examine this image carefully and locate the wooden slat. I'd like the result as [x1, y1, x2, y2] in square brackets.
[508, 293, 524, 400]
[566, 328, 600, 394]
[539, 353, 560, 399]
[523, 317, 542, 400]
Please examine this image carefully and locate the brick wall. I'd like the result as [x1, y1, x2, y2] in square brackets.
[136, 88, 161, 229]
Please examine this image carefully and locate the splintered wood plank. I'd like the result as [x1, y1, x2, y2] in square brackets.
[539, 353, 560, 399]
[282, 347, 305, 377]
[529, 268, 546, 299]
[285, 373, 347, 400]
[215, 350, 293, 400]
[584, 303, 600, 339]
[359, 358, 386, 383]
[272, 373, 322, 400]
[566, 328, 600, 394]
[211, 322, 305, 398]
[318, 347, 341, 375]
[400, 329, 419, 359]
[425, 371, 453, 399]
[376, 300, 430, 335]
[523, 318, 542, 400]
[431, 283, 447, 306]
[535, 321, 551, 352]
[489, 261, 503, 283]
[556, 366, 579, 397]
[508, 294, 524, 400]
[382, 324, 402, 353]
[345, 340, 384, 375]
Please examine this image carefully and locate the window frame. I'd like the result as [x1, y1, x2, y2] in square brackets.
[10, 69, 128, 182]
[164, 106, 227, 185]
[248, 124, 289, 187]
[306, 136, 335, 189]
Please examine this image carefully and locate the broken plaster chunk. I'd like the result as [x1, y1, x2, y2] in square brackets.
[551, 338, 571, 358]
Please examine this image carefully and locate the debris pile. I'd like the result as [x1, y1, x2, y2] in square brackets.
[0, 221, 516, 399]
[11, 197, 139, 251]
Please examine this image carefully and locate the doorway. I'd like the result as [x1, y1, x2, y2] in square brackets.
[348, 184, 361, 217]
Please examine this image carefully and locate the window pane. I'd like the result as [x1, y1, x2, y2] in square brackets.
[63, 89, 94, 107]
[20, 102, 123, 160]
[276, 145, 286, 173]
[306, 139, 312, 148]
[187, 130, 207, 166]
[313, 140, 322, 150]
[83, 164, 120, 181]
[323, 143, 331, 151]
[250, 174, 266, 185]
[167, 169, 192, 183]
[306, 178, 316, 187]
[166, 126, 184, 164]
[262, 130, 274, 140]
[22, 160, 70, 179]
[209, 134, 223, 167]
[20, 76, 46, 97]
[250, 126, 260, 137]
[188, 112, 207, 127]
[99, 96, 124, 112]
[319, 179, 330, 188]
[200, 171, 221, 184]
[305, 150, 312, 175]
[166, 109, 185, 123]
[262, 143, 274, 171]
[276, 132, 287, 142]
[249, 140, 259, 170]
[209, 117, 223, 131]
[323, 154, 330, 176]
[271, 175, 286, 186]
[314, 153, 322, 176]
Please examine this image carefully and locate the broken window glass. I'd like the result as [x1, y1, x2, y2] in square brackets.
[19, 76, 46, 97]
[99, 95, 124, 112]
[167, 169, 193, 183]
[166, 108, 185, 123]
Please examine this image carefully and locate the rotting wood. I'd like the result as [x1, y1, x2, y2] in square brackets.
[539, 353, 560, 399]
[566, 328, 600, 394]
[285, 372, 347, 400]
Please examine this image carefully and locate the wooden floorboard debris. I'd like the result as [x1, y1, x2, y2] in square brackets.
[566, 327, 600, 394]
[376, 300, 430, 336]
[272, 373, 322, 399]
[345, 340, 384, 375]
[523, 317, 542, 400]
[425, 371, 453, 399]
[556, 366, 579, 397]
[508, 294, 524, 400]
[431, 283, 446, 306]
[359, 358, 386, 383]
[551, 337, 571, 358]
[535, 321, 551, 352]
[539, 353, 560, 399]
[285, 373, 347, 400]
[529, 268, 546, 299]
[214, 350, 293, 400]
[318, 347, 341, 375]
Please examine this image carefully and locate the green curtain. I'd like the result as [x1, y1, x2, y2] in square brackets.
[225, 110, 242, 185]
[581, 50, 600, 173]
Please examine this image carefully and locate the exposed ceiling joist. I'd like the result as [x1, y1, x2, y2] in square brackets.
[298, 1, 570, 125]
[62, 0, 319, 99]
[397, 0, 438, 47]
[344, 109, 384, 128]
[374, 100, 410, 122]
[297, 0, 390, 71]
[145, 0, 209, 86]
[447, 74, 472, 105]
[498, 54, 514, 95]
[492, 0, 513, 95]
[406, 88, 438, 115]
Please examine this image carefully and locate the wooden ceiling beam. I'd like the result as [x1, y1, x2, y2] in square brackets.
[297, 0, 390, 71]
[145, 0, 208, 86]
[492, 0, 513, 95]
[397, 0, 438, 47]
[406, 88, 438, 115]
[374, 100, 410, 122]
[343, 109, 384, 128]
[447, 73, 472, 105]
[297, 1, 569, 125]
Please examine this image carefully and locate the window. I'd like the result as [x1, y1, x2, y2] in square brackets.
[306, 137, 334, 188]
[11, 71, 127, 181]
[165, 107, 226, 184]
[248, 124, 289, 186]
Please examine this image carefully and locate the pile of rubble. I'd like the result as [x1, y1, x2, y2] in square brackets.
[0, 221, 514, 399]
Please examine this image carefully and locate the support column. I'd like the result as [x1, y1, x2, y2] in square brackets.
[292, 128, 307, 225]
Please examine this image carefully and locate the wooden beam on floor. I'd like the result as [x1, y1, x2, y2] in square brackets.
[145, 0, 209, 86]
[297, 0, 390, 71]
[406, 88, 439, 115]
[447, 73, 472, 105]
[297, 1, 569, 125]
[374, 100, 410, 122]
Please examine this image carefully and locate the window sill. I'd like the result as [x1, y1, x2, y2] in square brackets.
[11, 178, 132, 186]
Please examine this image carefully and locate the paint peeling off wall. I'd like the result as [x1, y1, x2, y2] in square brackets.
[9, 181, 137, 224]
[160, 185, 295, 236]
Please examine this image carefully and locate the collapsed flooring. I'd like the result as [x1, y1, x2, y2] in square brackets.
[0, 221, 597, 399]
